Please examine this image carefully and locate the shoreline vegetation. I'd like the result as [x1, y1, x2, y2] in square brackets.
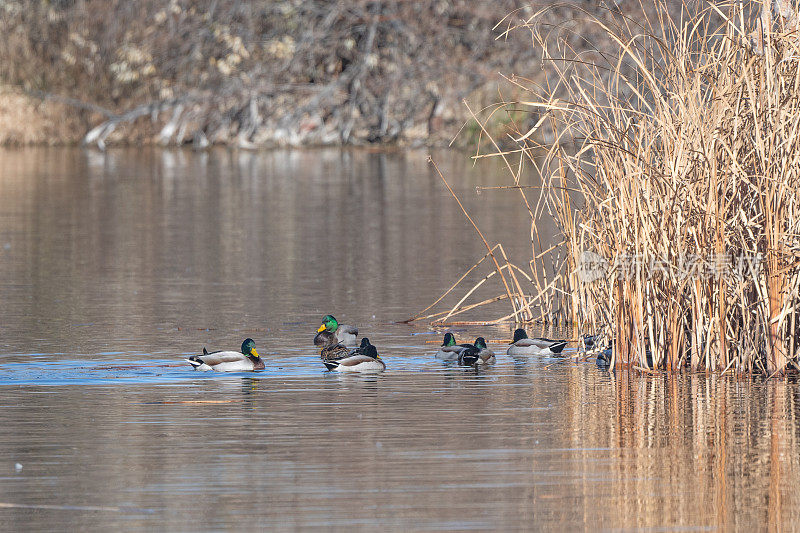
[0, 0, 531, 148]
[0, 1, 685, 148]
[412, 0, 800, 375]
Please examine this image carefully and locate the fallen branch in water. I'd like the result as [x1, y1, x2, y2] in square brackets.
[83, 97, 192, 150]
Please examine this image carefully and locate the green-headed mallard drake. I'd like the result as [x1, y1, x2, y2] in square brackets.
[506, 328, 567, 355]
[314, 314, 358, 347]
[454, 337, 495, 366]
[324, 337, 385, 373]
[436, 334, 494, 364]
[185, 338, 264, 372]
[434, 332, 466, 361]
[472, 337, 495, 364]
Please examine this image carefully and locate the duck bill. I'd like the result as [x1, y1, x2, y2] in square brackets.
[316, 324, 326, 333]
[250, 349, 260, 358]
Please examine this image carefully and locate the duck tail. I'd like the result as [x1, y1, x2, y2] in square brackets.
[203, 348, 209, 355]
[185, 357, 203, 369]
[323, 361, 339, 371]
[550, 341, 568, 354]
[458, 349, 480, 366]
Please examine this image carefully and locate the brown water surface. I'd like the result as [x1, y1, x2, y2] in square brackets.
[0, 148, 799, 530]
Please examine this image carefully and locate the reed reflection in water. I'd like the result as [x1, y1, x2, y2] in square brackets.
[2, 369, 799, 529]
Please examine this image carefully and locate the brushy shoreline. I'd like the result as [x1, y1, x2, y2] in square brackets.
[0, 1, 676, 148]
[0, 0, 526, 147]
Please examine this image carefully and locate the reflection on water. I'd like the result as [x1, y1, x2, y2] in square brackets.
[3, 369, 800, 529]
[0, 148, 799, 529]
[0, 147, 538, 360]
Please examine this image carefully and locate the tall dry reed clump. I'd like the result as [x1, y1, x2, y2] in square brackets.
[427, 1, 800, 374]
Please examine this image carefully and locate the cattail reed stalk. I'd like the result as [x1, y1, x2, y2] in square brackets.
[507, 2, 800, 374]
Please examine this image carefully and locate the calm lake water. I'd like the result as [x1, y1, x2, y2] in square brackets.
[1, 147, 799, 530]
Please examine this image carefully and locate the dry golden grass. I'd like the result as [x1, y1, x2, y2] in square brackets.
[414, 0, 800, 374]
[0, 86, 84, 145]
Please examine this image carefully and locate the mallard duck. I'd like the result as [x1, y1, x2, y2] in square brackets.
[185, 338, 264, 372]
[506, 328, 568, 355]
[435, 333, 495, 365]
[472, 337, 495, 364]
[324, 337, 385, 373]
[454, 337, 495, 366]
[314, 314, 358, 347]
[596, 342, 612, 368]
[583, 334, 597, 349]
[434, 332, 467, 360]
[458, 345, 480, 366]
[595, 340, 653, 368]
[319, 334, 351, 363]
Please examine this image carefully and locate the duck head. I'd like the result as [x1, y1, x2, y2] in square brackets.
[241, 338, 260, 359]
[317, 314, 339, 333]
[364, 345, 379, 359]
[474, 337, 487, 350]
[512, 329, 528, 343]
[358, 337, 380, 358]
[442, 332, 456, 347]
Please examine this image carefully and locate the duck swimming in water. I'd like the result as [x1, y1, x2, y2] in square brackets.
[319, 333, 351, 364]
[596, 341, 613, 368]
[434, 333, 494, 364]
[594, 340, 653, 369]
[458, 344, 481, 366]
[314, 314, 359, 347]
[434, 332, 466, 361]
[455, 337, 495, 366]
[472, 337, 495, 364]
[185, 338, 264, 372]
[324, 337, 385, 373]
[506, 329, 568, 355]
